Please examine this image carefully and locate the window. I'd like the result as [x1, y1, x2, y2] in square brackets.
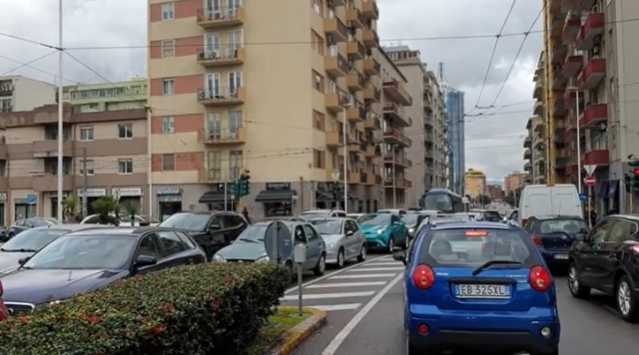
[312, 70, 324, 92]
[608, 219, 637, 244]
[157, 231, 188, 257]
[118, 159, 133, 175]
[0, 160, 6, 176]
[138, 234, 160, 258]
[0, 98, 11, 112]
[228, 71, 242, 95]
[79, 160, 95, 176]
[162, 79, 175, 96]
[311, 0, 323, 16]
[591, 220, 612, 245]
[207, 113, 222, 139]
[161, 3, 175, 20]
[79, 126, 94, 141]
[313, 149, 325, 169]
[162, 116, 175, 134]
[118, 123, 133, 139]
[303, 225, 320, 241]
[162, 154, 176, 171]
[229, 110, 242, 135]
[311, 30, 324, 55]
[161, 39, 175, 58]
[229, 150, 243, 179]
[207, 151, 222, 181]
[313, 110, 325, 131]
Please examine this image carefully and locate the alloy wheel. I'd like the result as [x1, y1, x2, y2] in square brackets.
[618, 280, 632, 316]
[337, 250, 345, 268]
[568, 266, 579, 293]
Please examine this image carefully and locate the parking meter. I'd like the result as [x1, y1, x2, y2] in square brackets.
[294, 243, 306, 316]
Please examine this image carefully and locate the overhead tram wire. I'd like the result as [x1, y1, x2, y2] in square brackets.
[0, 50, 58, 76]
[0, 53, 81, 84]
[473, 0, 518, 112]
[64, 51, 113, 83]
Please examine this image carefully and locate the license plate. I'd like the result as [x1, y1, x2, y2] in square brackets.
[554, 254, 569, 260]
[454, 284, 511, 299]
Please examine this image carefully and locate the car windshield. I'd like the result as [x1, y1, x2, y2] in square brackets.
[25, 218, 54, 228]
[238, 224, 268, 242]
[423, 194, 453, 212]
[539, 219, 586, 235]
[420, 229, 532, 267]
[1, 229, 68, 252]
[401, 214, 419, 225]
[160, 213, 209, 231]
[24, 236, 137, 270]
[359, 214, 391, 226]
[310, 220, 342, 235]
[483, 211, 502, 222]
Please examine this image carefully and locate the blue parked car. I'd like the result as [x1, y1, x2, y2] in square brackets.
[395, 222, 560, 355]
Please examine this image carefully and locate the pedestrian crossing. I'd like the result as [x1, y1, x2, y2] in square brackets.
[280, 255, 405, 313]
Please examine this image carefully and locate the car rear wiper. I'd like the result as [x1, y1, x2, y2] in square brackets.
[472, 260, 524, 276]
[1, 248, 37, 253]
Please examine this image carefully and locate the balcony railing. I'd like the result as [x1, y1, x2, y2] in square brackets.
[361, 0, 379, 19]
[198, 87, 245, 106]
[579, 103, 608, 128]
[346, 7, 365, 28]
[577, 58, 606, 89]
[383, 128, 411, 147]
[325, 47, 349, 77]
[346, 71, 365, 91]
[198, 48, 245, 67]
[325, 89, 349, 113]
[346, 39, 366, 59]
[562, 14, 581, 42]
[383, 79, 412, 106]
[324, 16, 349, 43]
[362, 28, 379, 47]
[577, 13, 605, 50]
[562, 54, 583, 78]
[363, 82, 381, 102]
[363, 56, 381, 75]
[201, 127, 246, 145]
[197, 7, 245, 29]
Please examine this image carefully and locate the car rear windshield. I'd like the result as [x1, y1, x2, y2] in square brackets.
[1, 229, 67, 252]
[160, 213, 209, 232]
[418, 229, 534, 267]
[539, 219, 586, 235]
[359, 214, 391, 226]
[310, 220, 342, 235]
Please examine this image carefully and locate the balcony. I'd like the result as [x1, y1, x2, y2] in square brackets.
[202, 127, 246, 145]
[346, 105, 366, 122]
[346, 71, 365, 91]
[198, 87, 245, 106]
[198, 48, 245, 67]
[197, 7, 245, 29]
[384, 177, 406, 189]
[383, 128, 411, 147]
[533, 79, 543, 100]
[326, 90, 348, 113]
[346, 39, 366, 59]
[32, 141, 73, 158]
[326, 130, 341, 147]
[563, 89, 577, 108]
[363, 81, 381, 102]
[31, 175, 73, 192]
[324, 16, 349, 43]
[325, 48, 349, 77]
[577, 58, 606, 89]
[524, 149, 532, 160]
[384, 102, 411, 127]
[346, 7, 365, 28]
[562, 14, 581, 42]
[562, 54, 583, 78]
[362, 28, 379, 47]
[349, 171, 363, 185]
[364, 144, 375, 158]
[584, 149, 609, 166]
[383, 79, 412, 106]
[524, 136, 532, 148]
[577, 13, 605, 50]
[363, 56, 380, 76]
[579, 103, 608, 128]
[534, 101, 544, 116]
[361, 0, 379, 19]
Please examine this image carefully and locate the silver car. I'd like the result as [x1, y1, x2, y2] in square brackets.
[309, 218, 367, 268]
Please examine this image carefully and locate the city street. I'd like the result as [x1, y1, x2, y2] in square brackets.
[286, 256, 639, 355]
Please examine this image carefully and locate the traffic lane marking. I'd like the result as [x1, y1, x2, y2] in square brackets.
[330, 274, 397, 280]
[306, 282, 387, 289]
[310, 304, 362, 312]
[281, 291, 376, 301]
[347, 267, 405, 272]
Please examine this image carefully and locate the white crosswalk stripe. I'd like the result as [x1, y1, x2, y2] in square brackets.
[362, 262, 403, 266]
[281, 291, 375, 301]
[306, 281, 386, 289]
[348, 267, 405, 272]
[330, 273, 398, 280]
[311, 303, 362, 312]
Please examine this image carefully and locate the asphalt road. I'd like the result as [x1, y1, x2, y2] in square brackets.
[287, 259, 639, 355]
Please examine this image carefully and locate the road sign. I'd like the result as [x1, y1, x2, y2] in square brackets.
[584, 164, 597, 176]
[579, 193, 588, 203]
[584, 176, 596, 187]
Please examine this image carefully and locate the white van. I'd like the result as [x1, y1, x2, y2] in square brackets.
[518, 184, 583, 224]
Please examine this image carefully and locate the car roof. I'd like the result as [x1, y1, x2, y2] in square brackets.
[431, 221, 513, 231]
[532, 215, 584, 221]
[66, 226, 181, 237]
[308, 217, 347, 222]
[42, 224, 108, 232]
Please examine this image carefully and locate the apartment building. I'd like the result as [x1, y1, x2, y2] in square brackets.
[504, 171, 528, 197]
[426, 70, 449, 189]
[148, 0, 383, 219]
[464, 169, 486, 200]
[0, 75, 56, 113]
[543, 0, 639, 214]
[446, 88, 465, 195]
[524, 115, 547, 185]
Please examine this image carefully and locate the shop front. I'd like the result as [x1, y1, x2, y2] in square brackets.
[157, 186, 182, 222]
[77, 188, 107, 215]
[14, 194, 37, 222]
[199, 183, 237, 211]
[113, 187, 144, 215]
[256, 183, 296, 218]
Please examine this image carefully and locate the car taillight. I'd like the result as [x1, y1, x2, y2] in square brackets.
[529, 265, 553, 292]
[632, 245, 639, 254]
[0, 280, 3, 296]
[532, 234, 543, 247]
[412, 264, 435, 290]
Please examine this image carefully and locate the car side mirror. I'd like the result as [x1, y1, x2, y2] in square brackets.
[134, 255, 157, 268]
[392, 247, 406, 265]
[18, 257, 30, 266]
[346, 230, 355, 237]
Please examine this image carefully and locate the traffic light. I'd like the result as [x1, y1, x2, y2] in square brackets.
[239, 170, 251, 197]
[629, 160, 639, 193]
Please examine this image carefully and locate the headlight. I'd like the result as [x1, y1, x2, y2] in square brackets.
[255, 255, 270, 263]
[377, 229, 384, 235]
[212, 254, 226, 263]
[409, 228, 415, 234]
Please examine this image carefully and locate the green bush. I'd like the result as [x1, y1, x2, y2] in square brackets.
[0, 263, 289, 355]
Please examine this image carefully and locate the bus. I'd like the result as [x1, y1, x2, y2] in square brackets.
[420, 189, 465, 213]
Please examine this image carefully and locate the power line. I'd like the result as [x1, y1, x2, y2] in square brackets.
[64, 51, 113, 83]
[0, 53, 81, 84]
[473, 0, 518, 111]
[1, 51, 58, 76]
[0, 31, 59, 50]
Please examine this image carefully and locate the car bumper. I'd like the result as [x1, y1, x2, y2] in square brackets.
[539, 249, 570, 266]
[407, 305, 560, 353]
[364, 236, 389, 249]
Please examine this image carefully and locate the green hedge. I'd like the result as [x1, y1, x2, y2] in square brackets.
[0, 263, 289, 355]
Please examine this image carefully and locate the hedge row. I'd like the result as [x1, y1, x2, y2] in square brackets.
[0, 263, 289, 355]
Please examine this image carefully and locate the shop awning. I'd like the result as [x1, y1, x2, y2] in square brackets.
[199, 191, 228, 203]
[255, 190, 295, 202]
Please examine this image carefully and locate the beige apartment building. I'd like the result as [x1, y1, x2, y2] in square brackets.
[425, 70, 449, 189]
[148, 0, 383, 219]
[0, 75, 57, 113]
[464, 169, 486, 200]
[504, 171, 528, 197]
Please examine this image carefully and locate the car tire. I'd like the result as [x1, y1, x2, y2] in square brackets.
[337, 249, 345, 269]
[568, 264, 590, 298]
[314, 254, 326, 276]
[617, 275, 639, 322]
[357, 245, 367, 262]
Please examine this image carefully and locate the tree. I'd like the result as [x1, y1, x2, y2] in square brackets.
[121, 201, 139, 226]
[62, 195, 79, 222]
[91, 196, 119, 225]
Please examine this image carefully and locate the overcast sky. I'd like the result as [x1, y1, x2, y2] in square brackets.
[0, 0, 543, 183]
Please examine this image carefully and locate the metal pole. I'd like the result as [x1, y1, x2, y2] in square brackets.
[342, 108, 348, 213]
[576, 90, 582, 194]
[82, 147, 88, 219]
[224, 181, 228, 212]
[56, 0, 63, 223]
[588, 185, 592, 229]
[297, 262, 303, 317]
[392, 148, 397, 208]
[146, 107, 153, 221]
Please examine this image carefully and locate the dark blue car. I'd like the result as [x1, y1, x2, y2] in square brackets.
[523, 216, 587, 268]
[395, 222, 560, 355]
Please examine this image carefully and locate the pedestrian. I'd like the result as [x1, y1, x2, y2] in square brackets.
[588, 208, 598, 227]
[242, 207, 251, 224]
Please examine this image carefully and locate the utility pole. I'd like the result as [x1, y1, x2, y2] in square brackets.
[56, 0, 64, 223]
[342, 103, 349, 213]
[576, 89, 582, 194]
[82, 147, 88, 219]
[392, 147, 397, 209]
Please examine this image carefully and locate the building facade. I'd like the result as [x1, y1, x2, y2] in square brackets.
[464, 169, 486, 200]
[504, 171, 528, 197]
[148, 0, 383, 219]
[543, 0, 639, 214]
[0, 75, 56, 113]
[446, 88, 465, 194]
[375, 48, 413, 209]
[426, 71, 449, 190]
[524, 114, 547, 185]
[487, 184, 505, 202]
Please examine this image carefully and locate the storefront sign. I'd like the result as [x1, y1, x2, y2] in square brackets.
[77, 188, 107, 198]
[113, 187, 143, 198]
[266, 183, 291, 191]
[157, 186, 181, 195]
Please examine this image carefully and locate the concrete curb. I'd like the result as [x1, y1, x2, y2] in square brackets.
[271, 307, 327, 355]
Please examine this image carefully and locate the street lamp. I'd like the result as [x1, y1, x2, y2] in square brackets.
[342, 94, 353, 213]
